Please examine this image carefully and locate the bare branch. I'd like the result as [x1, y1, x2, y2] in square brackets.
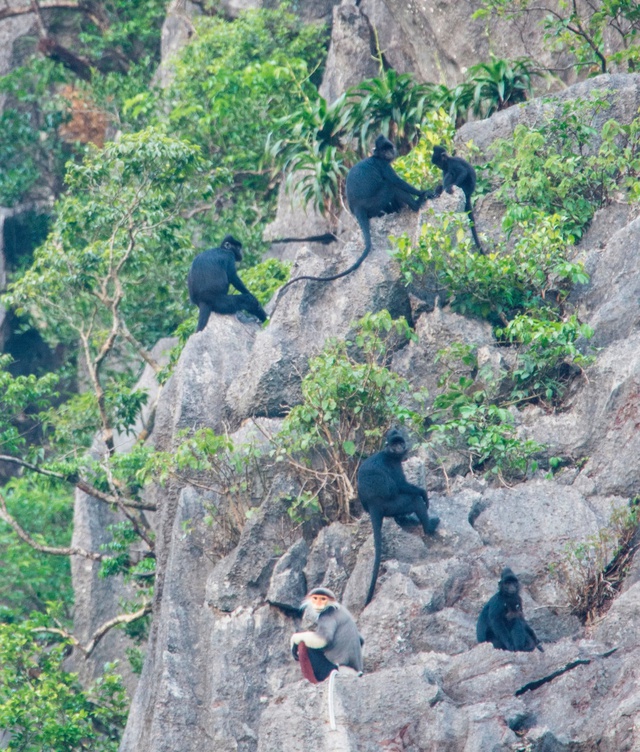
[0, 490, 104, 561]
[120, 321, 162, 373]
[0, 454, 157, 511]
[33, 602, 152, 656]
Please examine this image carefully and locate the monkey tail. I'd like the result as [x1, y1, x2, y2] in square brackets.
[328, 669, 338, 731]
[465, 197, 484, 254]
[271, 233, 338, 245]
[365, 513, 383, 606]
[196, 303, 211, 332]
[269, 215, 371, 313]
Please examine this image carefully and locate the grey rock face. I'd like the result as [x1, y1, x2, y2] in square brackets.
[118, 69, 640, 752]
[69, 338, 175, 695]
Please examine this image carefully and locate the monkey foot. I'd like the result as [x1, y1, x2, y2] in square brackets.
[426, 516, 440, 534]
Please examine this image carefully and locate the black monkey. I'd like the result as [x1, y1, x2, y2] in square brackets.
[431, 145, 484, 253]
[188, 235, 267, 332]
[476, 568, 544, 652]
[357, 429, 440, 605]
[274, 135, 427, 299]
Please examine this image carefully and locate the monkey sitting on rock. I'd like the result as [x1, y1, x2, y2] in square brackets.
[188, 234, 267, 332]
[358, 428, 440, 606]
[476, 568, 544, 652]
[291, 588, 364, 683]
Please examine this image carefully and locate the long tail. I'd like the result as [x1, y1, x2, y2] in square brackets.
[196, 303, 211, 332]
[365, 514, 383, 606]
[328, 669, 338, 730]
[465, 197, 484, 254]
[271, 233, 337, 245]
[271, 212, 371, 311]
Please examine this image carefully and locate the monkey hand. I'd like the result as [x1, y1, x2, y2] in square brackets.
[536, 643, 545, 652]
[290, 633, 301, 661]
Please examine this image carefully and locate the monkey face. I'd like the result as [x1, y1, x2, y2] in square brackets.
[308, 593, 332, 612]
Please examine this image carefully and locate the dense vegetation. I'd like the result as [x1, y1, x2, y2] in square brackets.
[0, 0, 638, 747]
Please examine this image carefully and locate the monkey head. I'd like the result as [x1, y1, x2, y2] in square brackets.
[431, 145, 449, 169]
[499, 568, 520, 596]
[221, 234, 243, 262]
[373, 134, 397, 162]
[302, 587, 337, 614]
[383, 428, 408, 458]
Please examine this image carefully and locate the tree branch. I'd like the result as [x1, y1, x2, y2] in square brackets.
[33, 602, 152, 656]
[0, 490, 105, 561]
[0, 454, 156, 511]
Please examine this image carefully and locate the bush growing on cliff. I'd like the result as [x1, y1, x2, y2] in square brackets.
[273, 311, 426, 521]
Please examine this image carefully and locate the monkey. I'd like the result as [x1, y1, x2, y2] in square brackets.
[273, 135, 428, 300]
[291, 587, 364, 683]
[476, 568, 544, 652]
[357, 428, 440, 605]
[431, 145, 484, 253]
[188, 235, 267, 332]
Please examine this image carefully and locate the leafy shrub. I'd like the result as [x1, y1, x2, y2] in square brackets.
[497, 315, 594, 404]
[491, 98, 640, 239]
[466, 57, 538, 117]
[393, 211, 588, 323]
[427, 344, 543, 479]
[274, 311, 426, 521]
[0, 626, 128, 752]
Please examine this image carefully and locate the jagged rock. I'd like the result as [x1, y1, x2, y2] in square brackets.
[206, 491, 297, 612]
[69, 338, 175, 694]
[392, 305, 496, 408]
[153, 315, 260, 447]
[266, 538, 309, 612]
[318, 4, 379, 104]
[157, 0, 203, 87]
[119, 72, 640, 752]
[227, 207, 421, 420]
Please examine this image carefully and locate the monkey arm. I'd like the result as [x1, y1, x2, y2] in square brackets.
[381, 163, 424, 196]
[228, 269, 253, 297]
[488, 603, 516, 650]
[291, 630, 329, 650]
[396, 479, 428, 500]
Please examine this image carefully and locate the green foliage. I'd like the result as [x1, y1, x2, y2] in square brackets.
[0, 59, 70, 206]
[392, 112, 455, 187]
[164, 7, 328, 245]
[497, 315, 595, 404]
[240, 258, 291, 306]
[0, 355, 59, 456]
[347, 67, 435, 154]
[0, 478, 73, 622]
[6, 128, 204, 349]
[491, 99, 640, 240]
[475, 0, 640, 74]
[466, 57, 537, 118]
[428, 345, 543, 478]
[393, 211, 587, 322]
[0, 625, 127, 751]
[76, 0, 166, 68]
[274, 311, 424, 520]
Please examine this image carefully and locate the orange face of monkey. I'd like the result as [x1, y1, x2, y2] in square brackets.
[308, 593, 333, 612]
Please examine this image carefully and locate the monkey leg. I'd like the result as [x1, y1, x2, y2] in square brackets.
[297, 642, 337, 684]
